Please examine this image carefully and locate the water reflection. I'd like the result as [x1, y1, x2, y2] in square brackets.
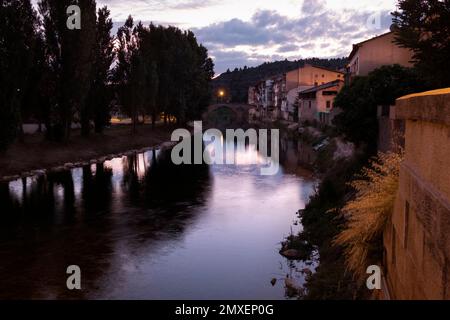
[0, 136, 316, 300]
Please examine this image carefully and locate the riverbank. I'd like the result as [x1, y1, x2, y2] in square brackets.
[276, 122, 370, 299]
[0, 124, 174, 179]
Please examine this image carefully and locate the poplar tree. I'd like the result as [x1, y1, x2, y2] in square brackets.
[39, 0, 97, 140]
[0, 0, 38, 149]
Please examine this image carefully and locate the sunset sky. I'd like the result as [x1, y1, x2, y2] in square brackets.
[65, 0, 399, 73]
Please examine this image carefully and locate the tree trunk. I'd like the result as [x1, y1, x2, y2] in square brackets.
[152, 111, 156, 130]
[132, 108, 137, 134]
[81, 108, 90, 137]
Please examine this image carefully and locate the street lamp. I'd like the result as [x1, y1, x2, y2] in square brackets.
[218, 90, 225, 103]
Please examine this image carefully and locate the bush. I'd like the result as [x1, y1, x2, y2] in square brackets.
[334, 152, 403, 280]
[333, 65, 426, 155]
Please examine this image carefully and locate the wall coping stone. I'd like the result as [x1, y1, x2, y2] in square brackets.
[396, 88, 450, 125]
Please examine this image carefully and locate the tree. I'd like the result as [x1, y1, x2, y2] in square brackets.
[146, 61, 159, 128]
[333, 65, 425, 155]
[39, 0, 97, 140]
[392, 0, 450, 88]
[113, 16, 140, 132]
[0, 0, 38, 149]
[114, 22, 214, 128]
[87, 6, 115, 134]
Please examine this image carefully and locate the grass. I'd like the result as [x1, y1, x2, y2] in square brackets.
[334, 152, 403, 280]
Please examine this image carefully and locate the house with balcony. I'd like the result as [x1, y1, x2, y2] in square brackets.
[298, 80, 344, 126]
[283, 65, 344, 121]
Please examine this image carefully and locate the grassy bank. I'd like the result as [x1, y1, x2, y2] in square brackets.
[299, 153, 368, 299]
[280, 125, 371, 299]
[0, 124, 174, 178]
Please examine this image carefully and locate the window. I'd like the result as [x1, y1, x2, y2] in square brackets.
[326, 101, 331, 109]
[322, 74, 325, 78]
[309, 101, 311, 109]
[404, 201, 410, 249]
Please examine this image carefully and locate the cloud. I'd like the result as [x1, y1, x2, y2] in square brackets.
[301, 0, 326, 15]
[277, 44, 301, 53]
[92, 0, 395, 74]
[194, 7, 393, 73]
[193, 18, 291, 47]
[99, 0, 217, 11]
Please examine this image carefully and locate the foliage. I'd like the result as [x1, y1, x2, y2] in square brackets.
[39, 0, 97, 140]
[334, 152, 402, 280]
[292, 145, 371, 299]
[113, 21, 214, 128]
[392, 0, 450, 88]
[0, 0, 38, 149]
[87, 6, 115, 134]
[0, 0, 214, 149]
[333, 65, 425, 155]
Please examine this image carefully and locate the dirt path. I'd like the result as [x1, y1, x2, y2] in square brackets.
[0, 124, 175, 178]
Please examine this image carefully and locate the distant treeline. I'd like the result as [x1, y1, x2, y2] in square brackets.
[0, 0, 214, 150]
[212, 58, 348, 103]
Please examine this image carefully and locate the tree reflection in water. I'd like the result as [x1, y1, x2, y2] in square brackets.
[0, 148, 211, 299]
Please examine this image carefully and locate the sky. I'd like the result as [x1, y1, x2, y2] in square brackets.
[43, 0, 400, 74]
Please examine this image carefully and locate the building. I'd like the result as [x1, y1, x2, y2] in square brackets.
[271, 75, 286, 120]
[286, 64, 345, 91]
[248, 86, 256, 106]
[382, 88, 450, 299]
[282, 86, 313, 121]
[347, 31, 413, 81]
[298, 80, 344, 126]
[252, 65, 344, 121]
[259, 78, 274, 119]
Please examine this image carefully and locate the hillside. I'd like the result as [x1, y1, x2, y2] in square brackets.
[211, 57, 348, 103]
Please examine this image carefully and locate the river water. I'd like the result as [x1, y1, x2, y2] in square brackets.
[0, 136, 317, 299]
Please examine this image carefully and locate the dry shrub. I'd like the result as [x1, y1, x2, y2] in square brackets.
[334, 151, 403, 279]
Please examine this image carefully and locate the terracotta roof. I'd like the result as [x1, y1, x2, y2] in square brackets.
[299, 80, 343, 94]
[285, 64, 345, 76]
[305, 64, 345, 74]
[348, 31, 393, 61]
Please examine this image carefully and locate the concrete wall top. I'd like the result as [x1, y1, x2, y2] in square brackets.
[396, 88, 450, 126]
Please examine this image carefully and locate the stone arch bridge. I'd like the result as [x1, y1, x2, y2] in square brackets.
[202, 104, 254, 129]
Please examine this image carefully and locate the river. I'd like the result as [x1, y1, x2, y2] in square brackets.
[0, 135, 317, 299]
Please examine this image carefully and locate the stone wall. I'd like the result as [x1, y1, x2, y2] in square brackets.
[383, 88, 450, 299]
[377, 105, 405, 153]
